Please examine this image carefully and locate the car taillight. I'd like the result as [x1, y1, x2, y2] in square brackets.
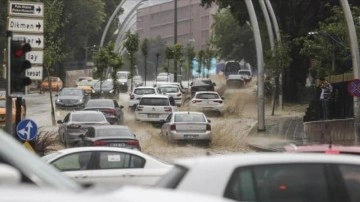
[176, 93, 182, 96]
[68, 124, 81, 129]
[214, 100, 223, 104]
[104, 109, 116, 115]
[170, 124, 176, 131]
[164, 107, 172, 112]
[206, 124, 211, 131]
[93, 140, 107, 146]
[128, 140, 141, 150]
[136, 106, 143, 111]
[192, 100, 202, 104]
[325, 149, 340, 154]
[130, 94, 134, 100]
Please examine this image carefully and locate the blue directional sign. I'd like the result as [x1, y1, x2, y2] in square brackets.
[347, 79, 360, 97]
[16, 119, 38, 141]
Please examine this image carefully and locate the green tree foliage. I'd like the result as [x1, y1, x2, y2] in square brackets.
[123, 31, 139, 91]
[204, 47, 217, 78]
[185, 44, 196, 80]
[165, 46, 174, 74]
[141, 38, 149, 84]
[173, 43, 183, 78]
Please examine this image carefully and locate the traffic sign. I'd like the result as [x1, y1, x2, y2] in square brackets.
[8, 17, 44, 33]
[9, 2, 44, 17]
[16, 119, 38, 141]
[13, 34, 44, 49]
[26, 50, 43, 65]
[347, 79, 360, 97]
[26, 66, 43, 80]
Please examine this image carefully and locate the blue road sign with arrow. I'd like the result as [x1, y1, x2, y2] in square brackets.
[17, 119, 38, 141]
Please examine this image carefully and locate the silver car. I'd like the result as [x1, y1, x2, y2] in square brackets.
[57, 111, 110, 147]
[160, 111, 211, 145]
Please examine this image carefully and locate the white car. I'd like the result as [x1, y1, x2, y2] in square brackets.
[161, 111, 212, 144]
[157, 85, 184, 106]
[189, 91, 225, 115]
[128, 86, 158, 110]
[135, 94, 177, 122]
[156, 153, 360, 201]
[238, 69, 252, 83]
[42, 147, 172, 187]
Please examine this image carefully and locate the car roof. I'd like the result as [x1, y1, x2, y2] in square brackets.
[50, 146, 149, 157]
[90, 125, 130, 130]
[141, 94, 169, 98]
[87, 99, 114, 102]
[173, 111, 205, 115]
[174, 153, 360, 169]
[70, 110, 104, 115]
[284, 144, 360, 153]
[194, 91, 219, 94]
[134, 86, 156, 89]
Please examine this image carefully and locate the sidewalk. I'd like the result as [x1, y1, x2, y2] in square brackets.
[246, 116, 305, 151]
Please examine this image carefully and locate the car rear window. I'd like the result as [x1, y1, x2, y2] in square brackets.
[239, 71, 251, 76]
[96, 128, 132, 137]
[195, 93, 219, 99]
[175, 114, 205, 122]
[134, 88, 155, 95]
[94, 81, 112, 88]
[60, 89, 83, 96]
[72, 113, 106, 122]
[193, 80, 212, 86]
[139, 98, 169, 106]
[86, 100, 114, 108]
[159, 87, 179, 93]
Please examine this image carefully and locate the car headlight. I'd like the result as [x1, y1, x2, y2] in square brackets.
[78, 99, 83, 103]
[109, 89, 114, 93]
[121, 82, 126, 85]
[56, 99, 60, 103]
[92, 90, 95, 93]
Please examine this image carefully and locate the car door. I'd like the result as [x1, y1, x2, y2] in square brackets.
[58, 113, 70, 143]
[161, 113, 172, 135]
[50, 151, 94, 185]
[87, 151, 147, 186]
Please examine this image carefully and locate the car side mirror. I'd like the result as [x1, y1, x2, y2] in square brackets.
[208, 119, 211, 123]
[213, 82, 216, 86]
[160, 120, 166, 124]
[56, 120, 63, 124]
[120, 105, 124, 109]
[221, 97, 224, 100]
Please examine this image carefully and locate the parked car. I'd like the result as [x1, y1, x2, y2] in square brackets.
[189, 91, 225, 116]
[135, 94, 177, 123]
[156, 153, 360, 201]
[75, 76, 93, 86]
[84, 99, 124, 125]
[190, 78, 216, 97]
[160, 111, 211, 145]
[132, 75, 143, 87]
[238, 69, 252, 83]
[76, 79, 98, 94]
[157, 85, 184, 106]
[55, 88, 88, 110]
[91, 80, 117, 99]
[117, 71, 131, 92]
[40, 77, 63, 93]
[42, 147, 172, 187]
[0, 129, 82, 190]
[128, 87, 158, 110]
[57, 111, 110, 147]
[78, 125, 141, 150]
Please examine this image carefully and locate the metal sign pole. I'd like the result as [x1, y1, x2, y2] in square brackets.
[5, 32, 12, 135]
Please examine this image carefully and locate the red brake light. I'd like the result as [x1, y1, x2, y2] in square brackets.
[68, 124, 81, 129]
[206, 124, 211, 131]
[128, 140, 141, 150]
[137, 106, 143, 111]
[130, 94, 134, 99]
[214, 100, 223, 104]
[325, 149, 340, 154]
[93, 140, 107, 146]
[104, 109, 116, 115]
[170, 124, 176, 131]
[164, 107, 172, 112]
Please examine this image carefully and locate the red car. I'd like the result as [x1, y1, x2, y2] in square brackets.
[284, 143, 360, 155]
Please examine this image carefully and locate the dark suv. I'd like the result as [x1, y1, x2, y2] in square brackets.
[190, 78, 216, 97]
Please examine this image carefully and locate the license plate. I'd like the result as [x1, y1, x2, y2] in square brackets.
[148, 114, 159, 118]
[109, 143, 126, 147]
[202, 107, 214, 110]
[184, 135, 199, 139]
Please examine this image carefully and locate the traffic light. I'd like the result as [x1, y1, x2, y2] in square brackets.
[10, 40, 32, 95]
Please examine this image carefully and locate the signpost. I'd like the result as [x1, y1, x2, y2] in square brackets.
[7, 18, 44, 33]
[13, 34, 44, 49]
[9, 2, 44, 17]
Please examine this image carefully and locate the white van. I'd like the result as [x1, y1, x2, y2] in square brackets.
[116, 71, 131, 92]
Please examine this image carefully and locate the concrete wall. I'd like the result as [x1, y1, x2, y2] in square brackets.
[303, 118, 356, 144]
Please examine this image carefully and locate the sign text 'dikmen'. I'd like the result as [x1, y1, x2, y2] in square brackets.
[8, 18, 43, 33]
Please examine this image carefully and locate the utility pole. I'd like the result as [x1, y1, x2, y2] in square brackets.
[174, 0, 178, 82]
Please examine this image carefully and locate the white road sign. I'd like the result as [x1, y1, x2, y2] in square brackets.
[9, 2, 44, 17]
[8, 18, 44, 33]
[26, 50, 43, 65]
[26, 66, 43, 80]
[13, 34, 44, 49]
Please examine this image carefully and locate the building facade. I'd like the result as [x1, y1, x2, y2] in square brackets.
[136, 0, 218, 51]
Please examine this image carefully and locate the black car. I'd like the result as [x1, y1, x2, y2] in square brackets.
[91, 80, 117, 99]
[84, 99, 124, 125]
[55, 88, 88, 109]
[78, 125, 141, 150]
[190, 79, 216, 97]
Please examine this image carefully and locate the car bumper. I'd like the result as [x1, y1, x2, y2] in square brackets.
[168, 131, 212, 141]
[135, 113, 170, 122]
[189, 105, 225, 113]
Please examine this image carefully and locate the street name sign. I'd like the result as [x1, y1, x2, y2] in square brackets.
[26, 50, 43, 65]
[13, 34, 44, 49]
[9, 2, 44, 17]
[26, 66, 43, 80]
[8, 17, 43, 33]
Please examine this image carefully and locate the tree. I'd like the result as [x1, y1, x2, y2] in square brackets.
[165, 46, 174, 75]
[108, 42, 123, 98]
[197, 50, 205, 77]
[204, 47, 216, 78]
[123, 31, 139, 92]
[173, 44, 183, 80]
[185, 44, 196, 81]
[141, 38, 149, 86]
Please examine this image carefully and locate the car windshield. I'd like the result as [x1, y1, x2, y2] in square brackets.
[133, 76, 142, 81]
[157, 76, 168, 82]
[71, 113, 106, 122]
[41, 152, 62, 162]
[159, 87, 179, 93]
[0, 100, 5, 108]
[196, 93, 219, 99]
[175, 113, 205, 122]
[193, 80, 212, 86]
[96, 127, 132, 137]
[60, 89, 83, 96]
[117, 73, 127, 79]
[86, 100, 114, 108]
[140, 98, 169, 106]
[94, 81, 113, 88]
[239, 70, 251, 76]
[78, 80, 92, 86]
[134, 88, 155, 95]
